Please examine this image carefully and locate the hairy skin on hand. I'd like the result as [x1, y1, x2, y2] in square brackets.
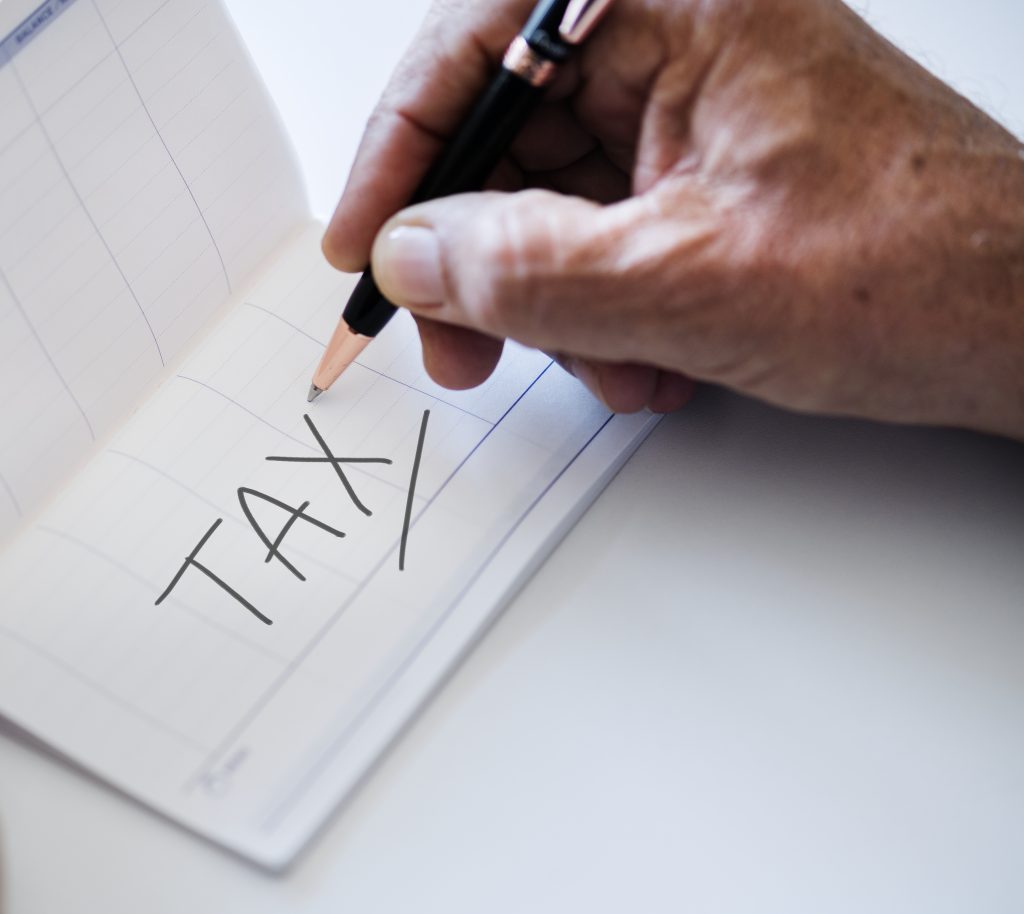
[324, 0, 1024, 439]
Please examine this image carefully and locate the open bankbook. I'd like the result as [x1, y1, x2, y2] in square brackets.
[0, 0, 659, 869]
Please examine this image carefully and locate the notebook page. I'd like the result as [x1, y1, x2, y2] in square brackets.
[0, 224, 660, 868]
[0, 0, 307, 541]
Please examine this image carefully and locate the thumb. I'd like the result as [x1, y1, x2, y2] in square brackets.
[369, 187, 719, 363]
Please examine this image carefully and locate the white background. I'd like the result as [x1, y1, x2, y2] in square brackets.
[3, 1, 1024, 911]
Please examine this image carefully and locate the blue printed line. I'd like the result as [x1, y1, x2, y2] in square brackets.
[0, 0, 79, 69]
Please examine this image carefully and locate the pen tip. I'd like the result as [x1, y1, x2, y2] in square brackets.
[307, 384, 324, 403]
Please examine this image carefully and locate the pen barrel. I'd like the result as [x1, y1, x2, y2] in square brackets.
[344, 69, 545, 337]
[344, 271, 395, 337]
[412, 69, 545, 201]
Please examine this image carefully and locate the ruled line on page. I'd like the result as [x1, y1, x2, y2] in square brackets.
[242, 302, 497, 426]
[0, 0, 308, 532]
[8, 61, 167, 365]
[0, 262, 95, 438]
[37, 523, 291, 664]
[105, 447, 364, 586]
[184, 361, 554, 789]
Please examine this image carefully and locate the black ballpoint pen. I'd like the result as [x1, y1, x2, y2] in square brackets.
[308, 0, 618, 402]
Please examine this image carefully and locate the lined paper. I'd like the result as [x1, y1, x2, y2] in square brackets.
[0, 0, 663, 868]
[0, 224, 659, 866]
[0, 0, 306, 540]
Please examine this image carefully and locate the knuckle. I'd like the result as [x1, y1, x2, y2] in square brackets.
[457, 213, 518, 327]
[458, 191, 568, 334]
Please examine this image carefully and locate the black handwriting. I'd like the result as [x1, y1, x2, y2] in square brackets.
[265, 414, 392, 517]
[155, 410, 430, 625]
[155, 519, 272, 625]
[237, 487, 344, 581]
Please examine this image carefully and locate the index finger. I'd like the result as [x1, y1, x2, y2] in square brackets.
[322, 0, 536, 272]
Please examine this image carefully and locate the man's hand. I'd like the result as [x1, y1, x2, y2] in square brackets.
[322, 0, 1024, 438]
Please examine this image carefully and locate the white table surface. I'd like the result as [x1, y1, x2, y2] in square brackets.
[3, 2, 1024, 911]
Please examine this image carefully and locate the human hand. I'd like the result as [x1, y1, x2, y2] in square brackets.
[323, 0, 1024, 438]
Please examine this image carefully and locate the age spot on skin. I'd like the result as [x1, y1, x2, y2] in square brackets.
[970, 230, 991, 250]
[911, 154, 927, 174]
[854, 286, 872, 303]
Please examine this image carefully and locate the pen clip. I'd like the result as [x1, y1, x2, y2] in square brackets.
[558, 0, 617, 45]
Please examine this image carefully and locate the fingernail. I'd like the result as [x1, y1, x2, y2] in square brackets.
[374, 225, 444, 306]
